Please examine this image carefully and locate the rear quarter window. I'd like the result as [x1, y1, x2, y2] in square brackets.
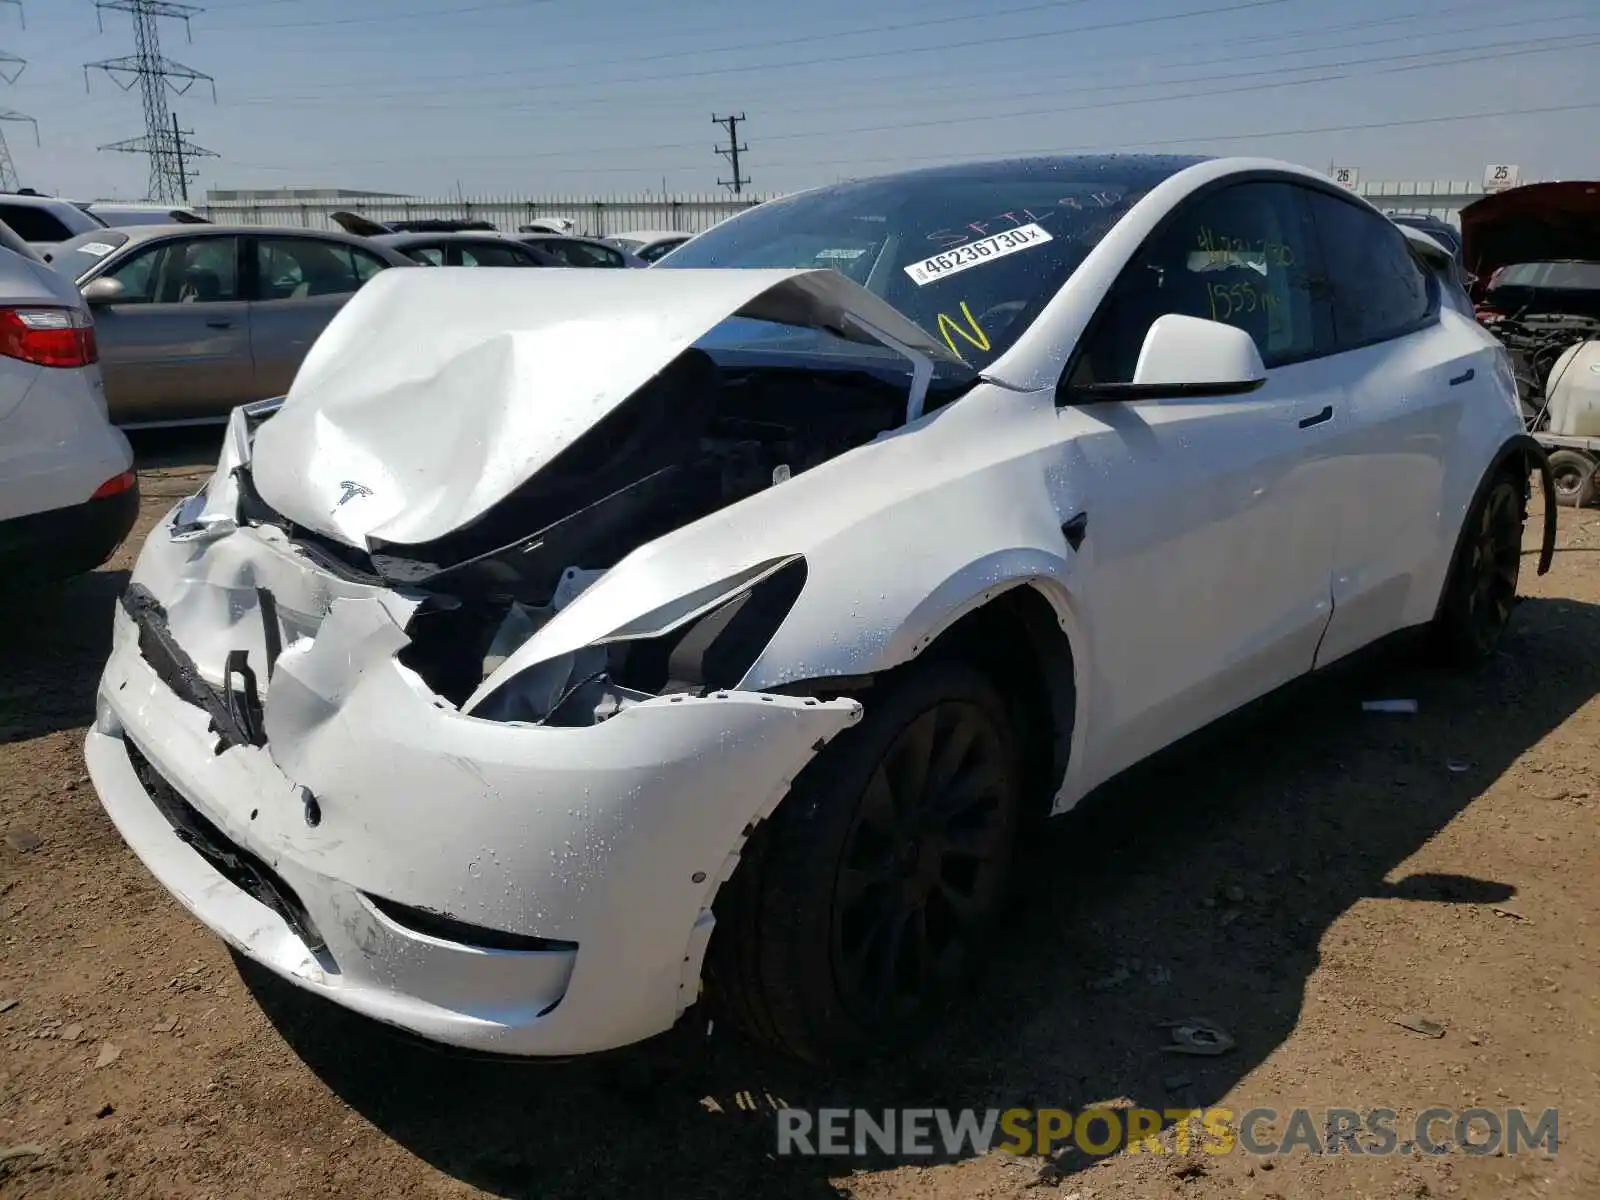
[0, 204, 75, 243]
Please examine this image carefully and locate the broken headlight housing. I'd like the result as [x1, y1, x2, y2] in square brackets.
[469, 556, 808, 727]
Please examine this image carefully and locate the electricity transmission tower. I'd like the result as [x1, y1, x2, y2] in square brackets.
[0, 0, 38, 193]
[86, 1, 217, 203]
[712, 112, 750, 195]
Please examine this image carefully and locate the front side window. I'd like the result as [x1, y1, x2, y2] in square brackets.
[106, 236, 239, 304]
[658, 156, 1206, 366]
[1307, 191, 1434, 348]
[403, 244, 445, 266]
[254, 237, 364, 299]
[1070, 181, 1329, 386]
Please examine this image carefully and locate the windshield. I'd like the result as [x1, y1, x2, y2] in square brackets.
[1492, 261, 1600, 291]
[658, 156, 1202, 366]
[45, 230, 132, 281]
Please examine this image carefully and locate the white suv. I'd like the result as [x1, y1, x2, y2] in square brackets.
[0, 220, 138, 584]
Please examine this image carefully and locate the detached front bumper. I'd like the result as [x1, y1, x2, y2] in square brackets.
[86, 534, 859, 1057]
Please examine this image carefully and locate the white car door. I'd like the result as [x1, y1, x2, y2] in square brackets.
[1052, 179, 1344, 790]
[1300, 191, 1501, 667]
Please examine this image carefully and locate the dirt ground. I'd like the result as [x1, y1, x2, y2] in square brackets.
[2, 433, 1598, 1200]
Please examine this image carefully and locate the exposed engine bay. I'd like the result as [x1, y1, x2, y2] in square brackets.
[1482, 314, 1600, 424]
[229, 345, 969, 722]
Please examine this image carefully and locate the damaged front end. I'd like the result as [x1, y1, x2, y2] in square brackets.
[84, 266, 981, 1055]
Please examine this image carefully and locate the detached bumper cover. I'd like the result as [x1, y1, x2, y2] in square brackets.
[87, 563, 860, 1056]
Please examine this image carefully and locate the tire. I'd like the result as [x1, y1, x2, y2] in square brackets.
[1546, 448, 1598, 509]
[1431, 471, 1526, 666]
[706, 658, 1022, 1064]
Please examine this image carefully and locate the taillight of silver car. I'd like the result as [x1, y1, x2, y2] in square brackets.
[0, 305, 98, 368]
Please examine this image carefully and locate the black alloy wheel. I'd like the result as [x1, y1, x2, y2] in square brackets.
[830, 697, 1016, 1025]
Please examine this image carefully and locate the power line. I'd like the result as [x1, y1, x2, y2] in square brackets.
[0, 0, 36, 192]
[215, 96, 1600, 184]
[193, 0, 1580, 120]
[215, 0, 1297, 103]
[713, 112, 750, 194]
[86, 1, 218, 202]
[754, 100, 1600, 176]
[217, 29, 1600, 173]
[207, 0, 552, 30]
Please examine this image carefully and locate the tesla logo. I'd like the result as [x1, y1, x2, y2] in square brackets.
[334, 480, 373, 510]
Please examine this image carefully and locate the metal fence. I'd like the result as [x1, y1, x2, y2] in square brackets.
[192, 179, 1537, 236]
[193, 192, 781, 238]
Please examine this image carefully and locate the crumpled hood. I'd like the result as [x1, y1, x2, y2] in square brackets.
[1460, 180, 1600, 285]
[249, 266, 961, 548]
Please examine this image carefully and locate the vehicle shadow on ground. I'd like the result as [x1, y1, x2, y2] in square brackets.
[238, 595, 1600, 1200]
[0, 568, 129, 746]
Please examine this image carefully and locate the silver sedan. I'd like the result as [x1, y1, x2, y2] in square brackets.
[43, 224, 417, 427]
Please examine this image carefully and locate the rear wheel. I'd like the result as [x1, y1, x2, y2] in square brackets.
[707, 659, 1021, 1064]
[1431, 472, 1526, 665]
[1546, 448, 1598, 508]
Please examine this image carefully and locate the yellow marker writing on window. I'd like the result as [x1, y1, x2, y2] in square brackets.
[936, 300, 991, 358]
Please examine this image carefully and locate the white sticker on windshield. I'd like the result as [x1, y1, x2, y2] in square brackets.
[903, 222, 1052, 287]
[77, 241, 117, 257]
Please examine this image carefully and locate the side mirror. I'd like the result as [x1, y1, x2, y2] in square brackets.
[81, 276, 126, 306]
[1072, 313, 1267, 401]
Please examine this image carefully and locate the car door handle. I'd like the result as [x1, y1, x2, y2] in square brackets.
[1449, 368, 1476, 386]
[205, 319, 234, 329]
[1298, 404, 1333, 429]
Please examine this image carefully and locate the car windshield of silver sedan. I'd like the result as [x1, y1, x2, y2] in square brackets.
[658, 156, 1201, 365]
[44, 230, 133, 282]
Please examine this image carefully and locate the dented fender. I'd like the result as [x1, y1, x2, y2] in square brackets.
[470, 383, 1087, 700]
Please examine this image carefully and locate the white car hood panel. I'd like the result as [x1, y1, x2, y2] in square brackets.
[249, 266, 960, 548]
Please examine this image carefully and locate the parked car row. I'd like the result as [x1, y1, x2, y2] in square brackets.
[8, 206, 697, 427]
[0, 188, 209, 249]
[0, 218, 138, 586]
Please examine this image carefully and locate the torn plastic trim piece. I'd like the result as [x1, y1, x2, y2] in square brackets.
[1504, 432, 1558, 575]
[839, 310, 936, 423]
[121, 584, 254, 752]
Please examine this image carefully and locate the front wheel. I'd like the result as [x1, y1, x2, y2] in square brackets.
[706, 659, 1021, 1064]
[1431, 472, 1526, 665]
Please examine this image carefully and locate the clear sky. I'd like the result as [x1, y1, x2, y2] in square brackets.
[3, 0, 1596, 200]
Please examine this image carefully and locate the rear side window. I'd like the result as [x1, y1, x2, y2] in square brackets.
[1307, 192, 1435, 349]
[403, 244, 444, 266]
[0, 204, 73, 243]
[254, 238, 367, 299]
